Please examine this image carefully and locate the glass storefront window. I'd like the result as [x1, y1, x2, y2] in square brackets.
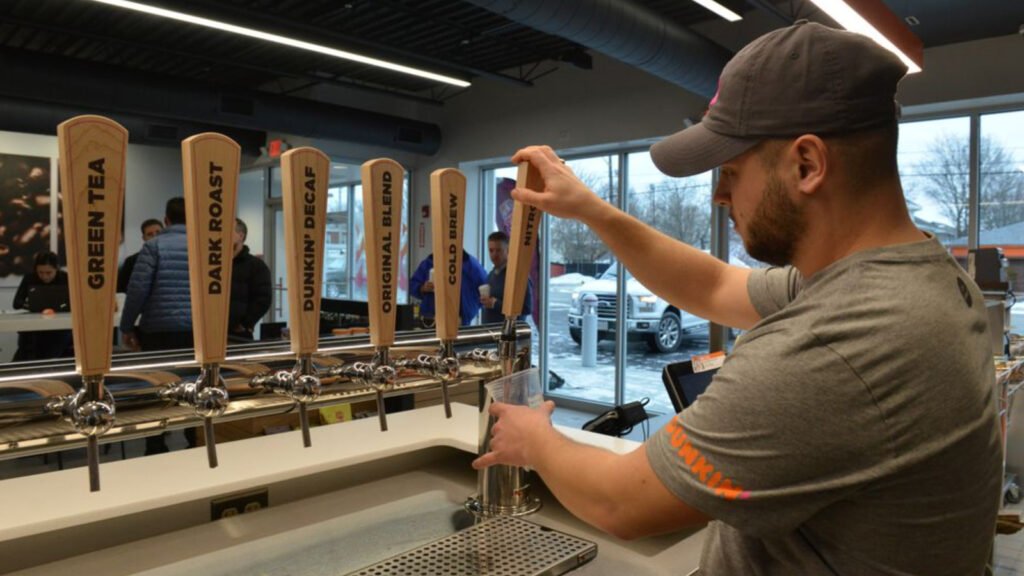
[979, 110, 1024, 330]
[624, 152, 713, 413]
[898, 117, 972, 246]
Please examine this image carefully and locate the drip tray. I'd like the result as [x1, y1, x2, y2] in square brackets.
[345, 516, 598, 576]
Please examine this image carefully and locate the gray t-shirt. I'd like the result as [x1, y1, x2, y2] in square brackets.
[648, 237, 1002, 575]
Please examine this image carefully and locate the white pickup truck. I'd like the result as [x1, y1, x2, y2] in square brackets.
[567, 264, 709, 353]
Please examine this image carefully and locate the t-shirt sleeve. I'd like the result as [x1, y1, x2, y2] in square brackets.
[747, 266, 802, 318]
[646, 331, 889, 538]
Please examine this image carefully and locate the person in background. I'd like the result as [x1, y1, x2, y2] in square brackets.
[119, 197, 192, 352]
[480, 231, 532, 324]
[475, 22, 1001, 575]
[409, 250, 488, 327]
[12, 250, 71, 360]
[228, 218, 272, 341]
[117, 218, 163, 293]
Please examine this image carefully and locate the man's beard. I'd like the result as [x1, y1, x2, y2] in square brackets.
[740, 171, 807, 267]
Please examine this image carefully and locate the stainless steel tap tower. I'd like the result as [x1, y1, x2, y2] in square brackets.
[467, 161, 544, 517]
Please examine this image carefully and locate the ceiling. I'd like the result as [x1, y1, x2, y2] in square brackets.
[0, 0, 1019, 149]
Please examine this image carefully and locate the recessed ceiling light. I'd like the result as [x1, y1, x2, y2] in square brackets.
[84, 0, 471, 87]
[904, 15, 920, 26]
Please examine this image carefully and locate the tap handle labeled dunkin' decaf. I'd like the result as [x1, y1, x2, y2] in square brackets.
[282, 147, 330, 358]
[177, 133, 239, 468]
[361, 159, 405, 350]
[281, 147, 329, 447]
[430, 168, 467, 342]
[501, 162, 542, 322]
[56, 114, 128, 491]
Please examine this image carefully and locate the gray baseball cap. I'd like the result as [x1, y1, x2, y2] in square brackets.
[650, 21, 908, 178]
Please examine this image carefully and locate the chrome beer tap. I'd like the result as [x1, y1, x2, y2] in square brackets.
[469, 160, 544, 517]
[251, 147, 330, 447]
[339, 158, 406, 432]
[401, 168, 469, 418]
[51, 114, 129, 491]
[159, 132, 241, 467]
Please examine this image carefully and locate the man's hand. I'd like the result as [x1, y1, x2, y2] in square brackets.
[121, 331, 141, 351]
[422, 280, 435, 293]
[480, 295, 497, 308]
[510, 145, 607, 224]
[472, 400, 557, 470]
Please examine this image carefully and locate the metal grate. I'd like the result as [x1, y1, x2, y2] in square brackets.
[345, 516, 597, 576]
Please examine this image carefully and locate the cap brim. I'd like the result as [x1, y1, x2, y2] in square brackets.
[650, 123, 759, 178]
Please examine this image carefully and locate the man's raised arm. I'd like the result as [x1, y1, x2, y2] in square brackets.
[511, 145, 760, 330]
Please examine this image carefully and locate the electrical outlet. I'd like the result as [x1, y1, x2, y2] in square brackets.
[210, 488, 269, 521]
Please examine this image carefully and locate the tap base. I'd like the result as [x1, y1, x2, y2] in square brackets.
[463, 495, 542, 518]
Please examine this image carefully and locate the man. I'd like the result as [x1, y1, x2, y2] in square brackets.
[474, 22, 1001, 575]
[117, 218, 163, 293]
[228, 217, 272, 340]
[409, 250, 488, 327]
[480, 231, 532, 324]
[120, 198, 192, 352]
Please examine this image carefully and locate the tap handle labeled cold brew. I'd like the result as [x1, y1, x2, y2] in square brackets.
[281, 147, 330, 357]
[360, 159, 405, 348]
[502, 162, 542, 319]
[430, 168, 466, 342]
[58, 115, 127, 378]
[182, 133, 240, 364]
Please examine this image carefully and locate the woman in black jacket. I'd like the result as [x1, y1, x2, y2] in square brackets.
[12, 251, 72, 361]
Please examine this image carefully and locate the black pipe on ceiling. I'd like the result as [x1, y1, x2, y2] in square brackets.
[0, 49, 442, 156]
[463, 0, 732, 98]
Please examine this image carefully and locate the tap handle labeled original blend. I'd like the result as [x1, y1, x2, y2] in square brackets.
[501, 162, 542, 319]
[360, 158, 405, 348]
[57, 115, 127, 379]
[430, 168, 466, 342]
[281, 147, 330, 357]
[182, 133, 240, 365]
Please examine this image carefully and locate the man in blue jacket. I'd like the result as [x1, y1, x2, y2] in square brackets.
[409, 250, 487, 327]
[120, 197, 193, 352]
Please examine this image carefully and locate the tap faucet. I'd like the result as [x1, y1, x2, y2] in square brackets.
[469, 161, 544, 517]
[340, 158, 406, 432]
[159, 132, 241, 467]
[251, 147, 330, 447]
[52, 114, 129, 491]
[402, 168, 469, 417]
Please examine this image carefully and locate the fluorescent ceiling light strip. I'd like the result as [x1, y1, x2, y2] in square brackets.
[87, 0, 471, 87]
[692, 0, 742, 22]
[808, 0, 922, 73]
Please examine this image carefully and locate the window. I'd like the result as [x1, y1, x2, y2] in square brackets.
[979, 110, 1024, 309]
[623, 152, 714, 413]
[897, 117, 972, 246]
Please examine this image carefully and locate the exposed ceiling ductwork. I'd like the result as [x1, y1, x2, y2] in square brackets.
[0, 49, 442, 156]
[463, 0, 732, 98]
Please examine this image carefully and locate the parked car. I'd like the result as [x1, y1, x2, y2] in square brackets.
[567, 264, 707, 353]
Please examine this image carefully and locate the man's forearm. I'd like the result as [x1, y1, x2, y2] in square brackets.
[582, 202, 759, 330]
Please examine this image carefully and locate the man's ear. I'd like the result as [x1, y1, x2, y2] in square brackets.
[791, 134, 828, 196]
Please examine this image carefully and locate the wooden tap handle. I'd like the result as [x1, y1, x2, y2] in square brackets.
[57, 115, 127, 378]
[360, 158, 405, 348]
[281, 147, 330, 357]
[430, 168, 466, 342]
[502, 162, 542, 319]
[182, 133, 240, 365]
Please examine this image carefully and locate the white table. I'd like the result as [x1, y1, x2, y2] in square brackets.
[0, 294, 125, 333]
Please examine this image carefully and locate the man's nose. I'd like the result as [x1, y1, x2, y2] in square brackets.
[712, 183, 730, 207]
